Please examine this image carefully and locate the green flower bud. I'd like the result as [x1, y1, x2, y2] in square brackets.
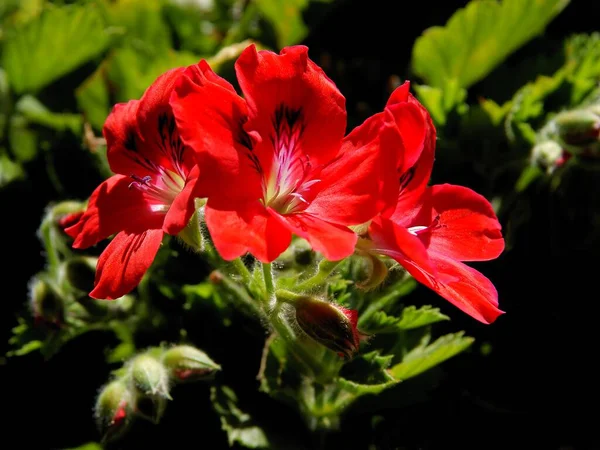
[29, 275, 64, 326]
[62, 256, 97, 293]
[162, 345, 221, 382]
[129, 354, 170, 398]
[356, 252, 389, 290]
[294, 296, 363, 359]
[531, 140, 567, 174]
[554, 109, 600, 154]
[95, 379, 134, 442]
[128, 353, 171, 424]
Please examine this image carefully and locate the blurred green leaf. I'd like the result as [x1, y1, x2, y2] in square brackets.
[102, 0, 172, 54]
[564, 33, 600, 104]
[8, 115, 37, 162]
[2, 3, 113, 94]
[0, 151, 24, 187]
[412, 0, 569, 89]
[211, 385, 270, 449]
[75, 61, 111, 131]
[16, 95, 83, 134]
[63, 443, 103, 450]
[413, 81, 468, 126]
[255, 0, 308, 48]
[388, 332, 474, 380]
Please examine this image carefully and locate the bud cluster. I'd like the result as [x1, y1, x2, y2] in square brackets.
[533, 102, 600, 173]
[94, 344, 220, 442]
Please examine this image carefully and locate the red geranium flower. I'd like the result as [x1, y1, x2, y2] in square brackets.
[170, 45, 400, 263]
[65, 68, 203, 300]
[359, 86, 505, 324]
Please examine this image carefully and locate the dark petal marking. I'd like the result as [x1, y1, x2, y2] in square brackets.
[399, 166, 415, 191]
[157, 112, 186, 176]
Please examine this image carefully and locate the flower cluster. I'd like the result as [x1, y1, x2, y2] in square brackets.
[66, 44, 504, 328]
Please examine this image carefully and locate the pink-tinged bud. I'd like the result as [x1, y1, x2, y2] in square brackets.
[28, 275, 64, 327]
[128, 354, 170, 424]
[95, 379, 133, 442]
[554, 109, 600, 155]
[294, 296, 363, 359]
[531, 140, 567, 174]
[162, 345, 221, 382]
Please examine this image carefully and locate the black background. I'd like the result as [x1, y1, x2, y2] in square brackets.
[3, 0, 600, 448]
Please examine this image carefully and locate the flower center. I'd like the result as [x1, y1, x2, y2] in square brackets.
[408, 215, 441, 237]
[128, 169, 186, 214]
[261, 105, 319, 215]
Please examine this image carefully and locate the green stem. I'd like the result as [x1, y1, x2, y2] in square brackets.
[216, 270, 263, 318]
[262, 262, 275, 300]
[295, 259, 343, 292]
[231, 258, 250, 285]
[39, 219, 60, 274]
[269, 303, 322, 376]
[275, 289, 303, 305]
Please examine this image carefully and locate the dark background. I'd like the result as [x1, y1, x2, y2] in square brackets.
[3, 0, 600, 448]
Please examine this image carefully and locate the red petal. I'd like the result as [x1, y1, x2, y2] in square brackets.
[386, 81, 411, 105]
[103, 100, 141, 176]
[235, 45, 346, 175]
[170, 61, 262, 203]
[205, 200, 291, 262]
[136, 66, 197, 175]
[425, 252, 504, 324]
[368, 217, 438, 286]
[386, 101, 427, 175]
[271, 210, 357, 261]
[163, 165, 201, 236]
[388, 94, 437, 219]
[306, 108, 400, 224]
[66, 175, 163, 249]
[90, 229, 163, 300]
[427, 184, 504, 261]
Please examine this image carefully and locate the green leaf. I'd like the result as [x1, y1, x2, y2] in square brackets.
[412, 0, 570, 89]
[106, 322, 136, 363]
[564, 33, 600, 104]
[2, 3, 113, 94]
[255, 0, 309, 47]
[0, 151, 24, 187]
[16, 95, 83, 134]
[62, 442, 103, 450]
[8, 115, 37, 162]
[75, 62, 111, 131]
[103, 0, 172, 54]
[211, 385, 270, 449]
[388, 332, 474, 380]
[396, 305, 450, 330]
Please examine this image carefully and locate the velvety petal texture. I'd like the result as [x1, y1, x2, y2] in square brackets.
[171, 45, 401, 263]
[69, 64, 204, 299]
[90, 229, 164, 300]
[363, 82, 505, 324]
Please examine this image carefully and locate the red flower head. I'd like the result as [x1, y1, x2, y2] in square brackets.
[65, 68, 203, 300]
[170, 45, 400, 263]
[360, 85, 506, 324]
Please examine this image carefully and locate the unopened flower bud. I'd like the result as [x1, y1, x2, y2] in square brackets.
[29, 275, 64, 326]
[62, 256, 97, 293]
[554, 109, 600, 153]
[129, 354, 170, 398]
[531, 140, 567, 174]
[162, 345, 221, 382]
[294, 296, 363, 359]
[95, 379, 133, 442]
[129, 354, 171, 424]
[356, 253, 389, 290]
